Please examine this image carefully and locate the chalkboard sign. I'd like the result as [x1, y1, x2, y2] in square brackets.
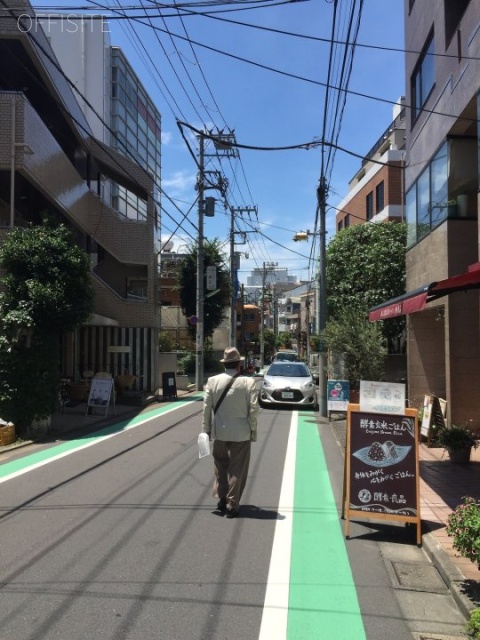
[162, 371, 177, 401]
[86, 377, 115, 416]
[343, 404, 421, 545]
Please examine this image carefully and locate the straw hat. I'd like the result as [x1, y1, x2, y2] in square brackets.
[220, 347, 244, 365]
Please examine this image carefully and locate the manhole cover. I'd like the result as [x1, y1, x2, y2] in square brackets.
[390, 561, 449, 594]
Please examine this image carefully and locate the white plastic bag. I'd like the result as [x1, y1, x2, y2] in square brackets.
[197, 432, 210, 458]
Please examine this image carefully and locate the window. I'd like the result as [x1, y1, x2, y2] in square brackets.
[406, 187, 417, 247]
[411, 32, 435, 121]
[417, 168, 430, 240]
[344, 214, 350, 228]
[430, 142, 448, 226]
[366, 192, 373, 220]
[405, 140, 464, 249]
[375, 181, 385, 213]
[444, 0, 470, 47]
[127, 279, 147, 301]
[337, 220, 343, 232]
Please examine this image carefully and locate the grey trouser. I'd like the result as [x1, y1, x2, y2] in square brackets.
[212, 440, 251, 509]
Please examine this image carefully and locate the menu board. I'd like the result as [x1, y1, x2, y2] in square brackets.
[86, 377, 115, 416]
[343, 405, 421, 545]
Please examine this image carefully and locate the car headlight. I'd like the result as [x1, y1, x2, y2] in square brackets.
[301, 381, 314, 390]
[262, 379, 273, 388]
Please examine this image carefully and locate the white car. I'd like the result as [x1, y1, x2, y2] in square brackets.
[260, 362, 318, 410]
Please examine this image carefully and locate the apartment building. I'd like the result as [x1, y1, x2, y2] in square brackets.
[371, 0, 480, 428]
[0, 0, 161, 391]
[336, 100, 405, 231]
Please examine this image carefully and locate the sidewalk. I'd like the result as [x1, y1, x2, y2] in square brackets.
[327, 415, 480, 618]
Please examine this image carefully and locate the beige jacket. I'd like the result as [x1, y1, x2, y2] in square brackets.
[202, 371, 258, 442]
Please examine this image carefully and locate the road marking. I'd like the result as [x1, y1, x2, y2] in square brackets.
[258, 413, 297, 639]
[259, 412, 366, 639]
[0, 397, 203, 484]
[287, 412, 366, 639]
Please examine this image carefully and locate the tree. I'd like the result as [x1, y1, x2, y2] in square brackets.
[277, 331, 293, 349]
[322, 310, 387, 390]
[0, 222, 95, 432]
[178, 239, 231, 340]
[326, 222, 407, 351]
[0, 222, 94, 337]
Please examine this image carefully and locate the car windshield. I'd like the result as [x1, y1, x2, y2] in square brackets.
[267, 363, 310, 377]
[275, 353, 297, 362]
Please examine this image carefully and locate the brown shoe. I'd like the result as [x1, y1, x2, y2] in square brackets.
[225, 508, 239, 518]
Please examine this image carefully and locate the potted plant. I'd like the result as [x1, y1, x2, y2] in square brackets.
[437, 424, 478, 463]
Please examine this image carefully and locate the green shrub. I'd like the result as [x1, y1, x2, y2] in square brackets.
[467, 608, 480, 639]
[0, 333, 60, 434]
[446, 497, 480, 570]
[177, 351, 223, 375]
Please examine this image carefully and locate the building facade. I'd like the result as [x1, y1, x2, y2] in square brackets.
[404, 0, 479, 427]
[336, 100, 405, 232]
[0, 1, 161, 391]
[372, 0, 480, 428]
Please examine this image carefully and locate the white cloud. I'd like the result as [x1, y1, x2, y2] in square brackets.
[163, 170, 196, 196]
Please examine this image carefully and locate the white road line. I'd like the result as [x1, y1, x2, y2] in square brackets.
[258, 412, 297, 640]
[0, 403, 189, 484]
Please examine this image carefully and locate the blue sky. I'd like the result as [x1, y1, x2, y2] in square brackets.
[33, 0, 406, 285]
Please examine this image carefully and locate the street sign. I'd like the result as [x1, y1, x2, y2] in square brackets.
[189, 315, 198, 325]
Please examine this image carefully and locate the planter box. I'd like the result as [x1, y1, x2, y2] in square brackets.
[0, 424, 15, 446]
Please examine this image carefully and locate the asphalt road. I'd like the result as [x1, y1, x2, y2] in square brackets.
[0, 398, 469, 639]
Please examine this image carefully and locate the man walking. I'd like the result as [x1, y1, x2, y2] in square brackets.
[202, 347, 259, 518]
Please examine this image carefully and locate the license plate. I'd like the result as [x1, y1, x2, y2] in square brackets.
[282, 391, 294, 399]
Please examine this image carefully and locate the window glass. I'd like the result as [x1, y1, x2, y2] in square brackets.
[422, 37, 435, 102]
[417, 168, 430, 239]
[430, 141, 448, 226]
[376, 181, 385, 213]
[366, 192, 373, 220]
[406, 186, 417, 248]
[412, 33, 435, 121]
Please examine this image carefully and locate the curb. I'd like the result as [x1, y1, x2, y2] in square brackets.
[422, 530, 476, 619]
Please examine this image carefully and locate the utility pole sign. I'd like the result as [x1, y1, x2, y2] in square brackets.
[206, 265, 216, 290]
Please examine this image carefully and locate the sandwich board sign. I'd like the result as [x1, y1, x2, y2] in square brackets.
[86, 377, 115, 416]
[342, 404, 421, 545]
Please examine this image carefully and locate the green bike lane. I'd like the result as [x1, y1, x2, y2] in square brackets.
[0, 398, 366, 639]
[0, 396, 204, 483]
[259, 410, 366, 640]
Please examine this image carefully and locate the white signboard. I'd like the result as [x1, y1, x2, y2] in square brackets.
[86, 377, 114, 416]
[359, 380, 406, 415]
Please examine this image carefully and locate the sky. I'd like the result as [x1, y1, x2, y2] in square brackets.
[32, 0, 406, 286]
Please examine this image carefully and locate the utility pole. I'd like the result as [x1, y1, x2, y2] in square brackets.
[194, 128, 237, 390]
[317, 176, 328, 417]
[195, 133, 205, 392]
[260, 262, 266, 368]
[229, 207, 257, 348]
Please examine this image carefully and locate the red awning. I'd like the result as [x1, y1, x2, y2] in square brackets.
[369, 263, 480, 322]
[428, 263, 480, 300]
[369, 288, 429, 321]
